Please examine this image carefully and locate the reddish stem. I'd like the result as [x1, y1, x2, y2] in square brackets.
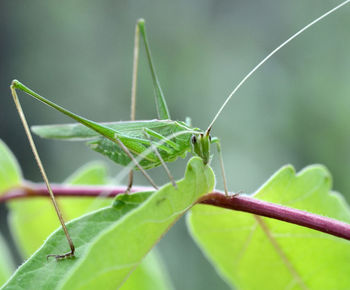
[2, 183, 350, 241]
[0, 183, 150, 202]
[200, 193, 350, 240]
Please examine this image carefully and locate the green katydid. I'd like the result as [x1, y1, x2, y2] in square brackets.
[10, 1, 350, 260]
[10, 19, 227, 260]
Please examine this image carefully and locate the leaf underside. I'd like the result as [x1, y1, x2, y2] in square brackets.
[188, 164, 350, 289]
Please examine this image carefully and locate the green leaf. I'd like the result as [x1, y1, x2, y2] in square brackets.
[0, 140, 22, 285]
[3, 157, 214, 289]
[0, 140, 22, 194]
[121, 249, 174, 290]
[9, 162, 111, 257]
[64, 161, 108, 185]
[0, 235, 15, 287]
[188, 164, 350, 289]
[59, 161, 111, 220]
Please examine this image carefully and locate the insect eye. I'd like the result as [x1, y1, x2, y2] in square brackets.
[191, 135, 197, 144]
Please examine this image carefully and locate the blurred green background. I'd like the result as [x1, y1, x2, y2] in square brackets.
[0, 1, 349, 289]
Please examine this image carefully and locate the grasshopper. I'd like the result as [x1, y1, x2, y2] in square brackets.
[10, 1, 349, 259]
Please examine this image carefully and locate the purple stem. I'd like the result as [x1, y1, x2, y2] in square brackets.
[200, 193, 350, 241]
[2, 183, 350, 241]
[0, 183, 150, 202]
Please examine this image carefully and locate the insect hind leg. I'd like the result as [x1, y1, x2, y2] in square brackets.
[11, 81, 75, 260]
[125, 19, 141, 194]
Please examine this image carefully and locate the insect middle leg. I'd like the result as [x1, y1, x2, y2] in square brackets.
[211, 137, 229, 196]
[143, 129, 177, 189]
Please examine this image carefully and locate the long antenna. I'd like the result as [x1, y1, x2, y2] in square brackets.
[207, 0, 350, 131]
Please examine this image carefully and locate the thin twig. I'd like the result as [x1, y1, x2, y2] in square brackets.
[0, 183, 150, 202]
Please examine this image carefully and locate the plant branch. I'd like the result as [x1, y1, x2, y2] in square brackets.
[2, 183, 350, 241]
[0, 182, 150, 202]
[200, 193, 350, 241]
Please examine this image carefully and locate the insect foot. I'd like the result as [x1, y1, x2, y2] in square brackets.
[46, 249, 75, 261]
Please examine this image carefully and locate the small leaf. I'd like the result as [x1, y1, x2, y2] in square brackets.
[0, 140, 22, 194]
[59, 161, 111, 221]
[188, 164, 350, 289]
[64, 161, 108, 185]
[3, 157, 214, 289]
